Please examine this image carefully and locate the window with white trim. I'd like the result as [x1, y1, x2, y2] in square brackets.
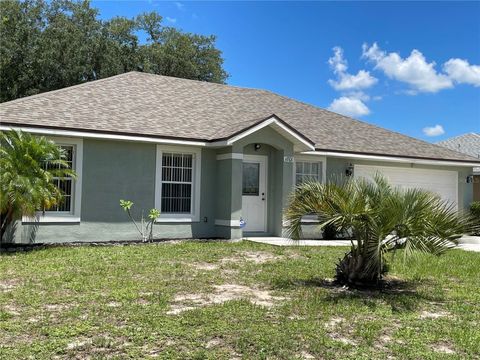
[161, 153, 193, 213]
[23, 137, 83, 223]
[44, 145, 75, 213]
[295, 161, 322, 185]
[155, 145, 201, 222]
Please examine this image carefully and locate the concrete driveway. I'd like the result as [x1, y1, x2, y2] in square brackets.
[245, 236, 480, 252]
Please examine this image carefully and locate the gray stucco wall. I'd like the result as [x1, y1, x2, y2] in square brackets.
[16, 140, 219, 243]
[10, 134, 473, 244]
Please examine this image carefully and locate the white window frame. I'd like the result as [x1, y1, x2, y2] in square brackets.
[22, 136, 83, 224]
[155, 145, 201, 222]
[293, 155, 326, 186]
[292, 155, 326, 224]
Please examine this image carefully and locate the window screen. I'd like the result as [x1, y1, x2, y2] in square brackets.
[161, 153, 193, 213]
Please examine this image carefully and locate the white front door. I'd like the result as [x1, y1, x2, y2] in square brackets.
[242, 155, 267, 232]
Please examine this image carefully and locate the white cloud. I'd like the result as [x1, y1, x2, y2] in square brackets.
[362, 43, 453, 93]
[328, 46, 348, 74]
[443, 58, 480, 87]
[174, 2, 184, 10]
[166, 17, 177, 23]
[422, 124, 445, 137]
[343, 91, 370, 101]
[328, 47, 378, 91]
[328, 96, 370, 117]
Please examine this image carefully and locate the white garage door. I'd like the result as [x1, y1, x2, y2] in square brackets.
[354, 165, 458, 209]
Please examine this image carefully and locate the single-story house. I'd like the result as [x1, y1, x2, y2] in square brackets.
[437, 133, 480, 202]
[1, 72, 479, 243]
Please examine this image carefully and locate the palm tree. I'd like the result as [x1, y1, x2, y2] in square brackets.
[284, 176, 473, 287]
[0, 130, 76, 242]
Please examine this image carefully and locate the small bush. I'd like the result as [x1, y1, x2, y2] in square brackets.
[470, 202, 480, 235]
[471, 201, 480, 219]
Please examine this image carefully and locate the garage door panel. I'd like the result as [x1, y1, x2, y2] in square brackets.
[354, 165, 458, 210]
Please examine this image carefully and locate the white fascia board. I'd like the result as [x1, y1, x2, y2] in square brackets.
[211, 116, 315, 151]
[0, 125, 207, 147]
[302, 151, 480, 168]
[3, 120, 316, 151]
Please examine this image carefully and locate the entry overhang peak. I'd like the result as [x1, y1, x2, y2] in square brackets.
[211, 114, 316, 151]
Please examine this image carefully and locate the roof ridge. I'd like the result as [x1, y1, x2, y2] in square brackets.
[0, 71, 271, 106]
[130, 71, 271, 93]
[0, 72, 135, 106]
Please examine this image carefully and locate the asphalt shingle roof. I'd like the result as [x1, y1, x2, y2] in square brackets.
[437, 133, 480, 159]
[0, 71, 477, 163]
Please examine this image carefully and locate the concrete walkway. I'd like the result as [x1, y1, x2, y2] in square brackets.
[245, 237, 354, 247]
[245, 236, 480, 252]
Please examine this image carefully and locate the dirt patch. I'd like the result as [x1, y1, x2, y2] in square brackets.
[167, 283, 285, 315]
[0, 279, 19, 293]
[205, 337, 224, 348]
[300, 350, 316, 359]
[433, 343, 456, 354]
[106, 301, 122, 308]
[419, 310, 451, 319]
[373, 320, 402, 350]
[136, 298, 150, 306]
[324, 315, 358, 346]
[325, 316, 344, 329]
[66, 339, 92, 350]
[192, 262, 219, 271]
[329, 333, 357, 346]
[4, 304, 21, 316]
[221, 251, 281, 264]
[44, 304, 70, 312]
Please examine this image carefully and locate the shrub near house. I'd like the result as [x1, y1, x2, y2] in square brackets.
[285, 177, 473, 287]
[0, 130, 76, 242]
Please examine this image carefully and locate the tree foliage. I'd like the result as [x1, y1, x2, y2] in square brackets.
[0, 130, 76, 242]
[0, 0, 228, 102]
[284, 176, 475, 287]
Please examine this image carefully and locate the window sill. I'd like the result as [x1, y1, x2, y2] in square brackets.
[155, 217, 198, 223]
[22, 215, 81, 224]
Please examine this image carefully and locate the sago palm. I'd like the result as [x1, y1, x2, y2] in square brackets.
[0, 130, 76, 242]
[284, 176, 473, 287]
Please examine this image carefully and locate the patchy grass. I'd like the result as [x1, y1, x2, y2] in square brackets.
[0, 241, 479, 359]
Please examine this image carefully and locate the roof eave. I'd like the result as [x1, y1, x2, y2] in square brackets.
[305, 148, 480, 167]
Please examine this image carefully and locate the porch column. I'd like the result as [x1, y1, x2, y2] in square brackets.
[214, 150, 243, 239]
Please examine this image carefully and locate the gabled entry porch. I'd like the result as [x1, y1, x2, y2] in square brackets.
[213, 115, 316, 239]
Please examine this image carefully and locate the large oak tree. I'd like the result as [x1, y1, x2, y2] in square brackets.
[0, 0, 228, 102]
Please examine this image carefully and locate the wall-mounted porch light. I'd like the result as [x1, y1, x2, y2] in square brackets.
[466, 175, 474, 184]
[254, 143, 262, 151]
[345, 163, 354, 177]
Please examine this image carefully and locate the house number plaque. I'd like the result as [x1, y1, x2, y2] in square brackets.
[283, 156, 294, 163]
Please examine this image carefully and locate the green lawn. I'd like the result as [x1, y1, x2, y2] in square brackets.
[1, 241, 479, 359]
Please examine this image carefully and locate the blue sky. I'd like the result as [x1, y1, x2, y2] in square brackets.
[92, 1, 480, 142]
